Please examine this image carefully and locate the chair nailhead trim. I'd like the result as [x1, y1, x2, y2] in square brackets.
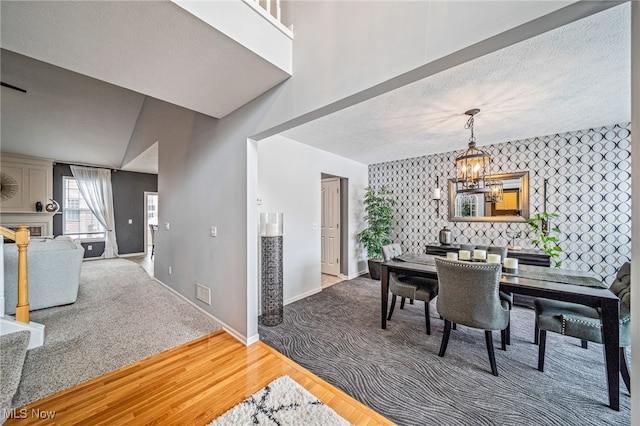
[437, 259, 500, 270]
[560, 317, 603, 335]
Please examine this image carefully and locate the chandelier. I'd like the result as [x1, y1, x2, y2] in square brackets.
[454, 109, 493, 194]
[487, 178, 504, 203]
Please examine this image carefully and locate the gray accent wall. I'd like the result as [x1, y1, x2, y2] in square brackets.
[368, 123, 631, 286]
[53, 163, 158, 258]
[111, 170, 158, 254]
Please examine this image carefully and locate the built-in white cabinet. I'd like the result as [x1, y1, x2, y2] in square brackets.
[1, 153, 53, 212]
[0, 153, 54, 236]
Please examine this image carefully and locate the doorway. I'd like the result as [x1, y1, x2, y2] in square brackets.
[144, 192, 158, 257]
[321, 175, 347, 287]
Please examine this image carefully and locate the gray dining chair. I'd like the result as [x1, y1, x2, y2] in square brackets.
[489, 245, 512, 344]
[534, 262, 631, 394]
[435, 258, 509, 376]
[382, 244, 439, 334]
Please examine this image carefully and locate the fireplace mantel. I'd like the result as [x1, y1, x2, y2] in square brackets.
[0, 211, 55, 237]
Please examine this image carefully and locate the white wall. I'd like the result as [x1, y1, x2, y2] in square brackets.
[171, 0, 293, 74]
[257, 135, 368, 305]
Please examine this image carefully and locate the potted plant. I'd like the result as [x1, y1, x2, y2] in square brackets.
[527, 212, 562, 268]
[358, 185, 396, 280]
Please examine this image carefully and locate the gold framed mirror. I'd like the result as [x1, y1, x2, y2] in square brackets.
[448, 171, 529, 222]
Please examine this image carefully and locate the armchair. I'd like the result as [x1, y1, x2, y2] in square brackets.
[534, 262, 630, 394]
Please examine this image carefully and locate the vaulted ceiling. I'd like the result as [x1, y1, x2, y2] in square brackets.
[0, 0, 291, 172]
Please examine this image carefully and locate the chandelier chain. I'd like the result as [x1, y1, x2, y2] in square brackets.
[465, 115, 476, 144]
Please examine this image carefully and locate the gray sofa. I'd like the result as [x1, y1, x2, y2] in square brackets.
[3, 236, 84, 315]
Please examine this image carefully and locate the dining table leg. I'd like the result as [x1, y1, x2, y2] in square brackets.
[601, 298, 620, 411]
[381, 264, 389, 329]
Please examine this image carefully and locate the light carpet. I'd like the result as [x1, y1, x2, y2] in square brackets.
[12, 258, 220, 408]
[0, 331, 30, 425]
[209, 376, 350, 426]
[259, 276, 630, 426]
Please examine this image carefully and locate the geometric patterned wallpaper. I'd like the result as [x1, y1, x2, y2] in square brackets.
[369, 123, 631, 286]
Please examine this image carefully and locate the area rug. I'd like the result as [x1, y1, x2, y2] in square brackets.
[259, 276, 630, 426]
[11, 258, 221, 408]
[209, 376, 350, 426]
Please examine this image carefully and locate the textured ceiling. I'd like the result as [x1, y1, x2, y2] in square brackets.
[282, 3, 631, 165]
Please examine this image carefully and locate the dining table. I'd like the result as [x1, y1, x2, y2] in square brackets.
[380, 253, 621, 411]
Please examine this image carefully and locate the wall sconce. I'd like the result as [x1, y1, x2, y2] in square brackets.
[433, 176, 442, 217]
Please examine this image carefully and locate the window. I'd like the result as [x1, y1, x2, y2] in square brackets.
[63, 176, 105, 239]
[455, 194, 478, 217]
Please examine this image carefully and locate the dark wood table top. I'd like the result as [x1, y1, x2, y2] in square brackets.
[384, 255, 617, 303]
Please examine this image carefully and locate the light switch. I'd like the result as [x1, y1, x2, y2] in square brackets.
[128, 219, 132, 224]
[210, 226, 217, 237]
[165, 222, 170, 230]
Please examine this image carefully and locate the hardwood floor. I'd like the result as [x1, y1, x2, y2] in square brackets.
[6, 331, 392, 425]
[321, 273, 344, 289]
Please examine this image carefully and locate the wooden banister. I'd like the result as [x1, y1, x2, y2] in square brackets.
[0, 225, 16, 240]
[0, 225, 30, 323]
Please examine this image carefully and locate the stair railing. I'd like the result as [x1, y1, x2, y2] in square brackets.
[0, 225, 30, 323]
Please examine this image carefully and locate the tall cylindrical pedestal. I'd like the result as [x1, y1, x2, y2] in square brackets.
[260, 213, 283, 326]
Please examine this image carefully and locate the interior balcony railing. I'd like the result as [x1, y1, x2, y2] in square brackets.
[0, 225, 30, 323]
[252, 0, 282, 23]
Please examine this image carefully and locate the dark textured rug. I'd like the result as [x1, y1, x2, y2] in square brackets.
[259, 276, 630, 426]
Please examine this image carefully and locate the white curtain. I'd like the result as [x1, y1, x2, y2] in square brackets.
[70, 165, 118, 258]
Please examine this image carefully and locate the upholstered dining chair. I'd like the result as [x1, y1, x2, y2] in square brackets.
[489, 245, 512, 345]
[382, 244, 439, 334]
[435, 258, 510, 376]
[534, 262, 631, 394]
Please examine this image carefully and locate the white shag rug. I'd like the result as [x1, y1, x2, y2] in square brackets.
[209, 376, 351, 426]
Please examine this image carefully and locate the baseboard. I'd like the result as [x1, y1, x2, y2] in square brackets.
[152, 277, 256, 346]
[118, 252, 145, 258]
[82, 256, 103, 262]
[284, 286, 322, 306]
[347, 270, 369, 280]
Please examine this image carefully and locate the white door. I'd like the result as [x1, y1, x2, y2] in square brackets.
[321, 178, 341, 276]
